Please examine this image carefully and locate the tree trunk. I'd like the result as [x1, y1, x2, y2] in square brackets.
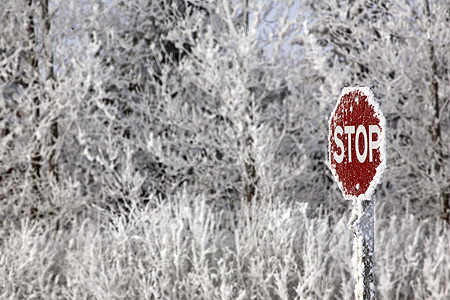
[27, 0, 42, 196]
[27, 0, 59, 198]
[42, 0, 59, 182]
[243, 0, 258, 203]
[423, 0, 448, 224]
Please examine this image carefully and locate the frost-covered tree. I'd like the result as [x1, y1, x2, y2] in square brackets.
[2, 0, 336, 219]
[296, 0, 450, 221]
[51, 0, 338, 213]
[0, 0, 63, 215]
[2, 0, 447, 220]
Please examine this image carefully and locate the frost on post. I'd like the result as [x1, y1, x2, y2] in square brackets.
[349, 198, 375, 300]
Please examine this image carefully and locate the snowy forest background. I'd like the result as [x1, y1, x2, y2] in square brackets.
[0, 0, 449, 299]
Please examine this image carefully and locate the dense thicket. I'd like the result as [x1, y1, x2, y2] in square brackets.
[1, 0, 448, 298]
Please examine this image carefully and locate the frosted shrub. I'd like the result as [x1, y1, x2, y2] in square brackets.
[2, 193, 448, 299]
[0, 219, 67, 299]
[376, 215, 450, 299]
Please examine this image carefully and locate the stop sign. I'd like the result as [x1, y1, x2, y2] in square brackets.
[329, 86, 386, 200]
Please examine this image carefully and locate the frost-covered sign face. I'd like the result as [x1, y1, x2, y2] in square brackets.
[329, 87, 386, 200]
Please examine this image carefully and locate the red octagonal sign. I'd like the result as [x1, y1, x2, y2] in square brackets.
[329, 87, 386, 200]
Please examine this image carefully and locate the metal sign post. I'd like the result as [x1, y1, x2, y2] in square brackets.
[328, 86, 385, 300]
